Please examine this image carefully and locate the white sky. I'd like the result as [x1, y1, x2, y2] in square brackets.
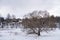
[0, 0, 60, 18]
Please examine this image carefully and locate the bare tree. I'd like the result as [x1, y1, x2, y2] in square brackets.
[12, 14, 16, 19]
[22, 10, 56, 36]
[6, 13, 11, 19]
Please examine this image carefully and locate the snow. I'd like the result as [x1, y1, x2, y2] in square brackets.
[0, 28, 60, 40]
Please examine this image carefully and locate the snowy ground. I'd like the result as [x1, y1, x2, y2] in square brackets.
[0, 28, 60, 40]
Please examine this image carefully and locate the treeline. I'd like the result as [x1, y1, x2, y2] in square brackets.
[0, 14, 21, 28]
[0, 14, 21, 22]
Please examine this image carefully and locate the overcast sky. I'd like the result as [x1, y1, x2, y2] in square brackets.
[0, 0, 60, 18]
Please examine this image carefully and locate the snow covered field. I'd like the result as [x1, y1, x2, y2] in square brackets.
[0, 28, 60, 40]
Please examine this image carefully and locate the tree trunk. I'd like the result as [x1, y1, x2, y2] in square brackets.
[38, 28, 41, 36]
[31, 28, 37, 34]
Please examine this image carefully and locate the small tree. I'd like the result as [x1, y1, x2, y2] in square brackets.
[6, 13, 11, 19]
[22, 10, 56, 36]
[6, 13, 12, 23]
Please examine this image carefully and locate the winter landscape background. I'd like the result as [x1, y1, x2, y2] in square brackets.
[0, 10, 60, 40]
[0, 0, 60, 40]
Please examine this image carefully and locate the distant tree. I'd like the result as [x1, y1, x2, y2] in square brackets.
[6, 13, 11, 19]
[0, 17, 4, 28]
[12, 14, 16, 19]
[0, 14, 4, 22]
[6, 13, 12, 23]
[22, 10, 56, 36]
